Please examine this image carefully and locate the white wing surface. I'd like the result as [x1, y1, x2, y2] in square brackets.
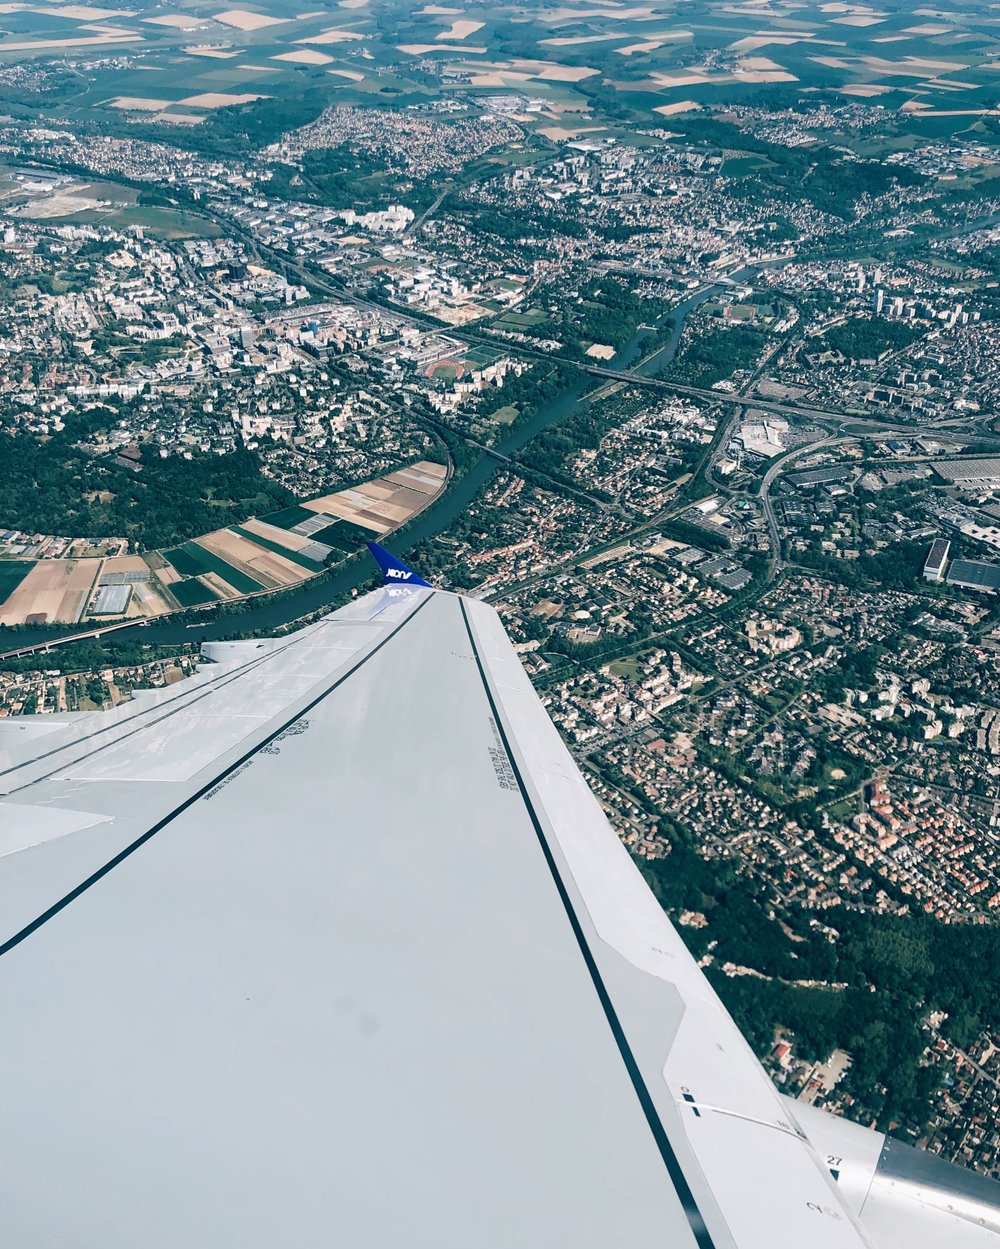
[0, 584, 991, 1247]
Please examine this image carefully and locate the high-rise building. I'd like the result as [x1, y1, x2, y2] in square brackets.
[923, 538, 950, 583]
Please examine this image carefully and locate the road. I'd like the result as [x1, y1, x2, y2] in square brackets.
[581, 366, 923, 431]
[0, 613, 160, 663]
[404, 182, 453, 238]
[754, 428, 958, 583]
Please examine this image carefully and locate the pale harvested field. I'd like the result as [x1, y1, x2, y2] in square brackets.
[184, 46, 238, 57]
[213, 9, 286, 29]
[328, 66, 364, 79]
[301, 461, 445, 532]
[197, 530, 306, 587]
[901, 107, 992, 117]
[468, 69, 526, 83]
[153, 561, 182, 585]
[390, 461, 447, 492]
[273, 48, 332, 62]
[132, 581, 175, 616]
[537, 124, 602, 139]
[301, 493, 388, 531]
[180, 91, 269, 106]
[351, 481, 394, 501]
[617, 31, 692, 54]
[839, 82, 891, 95]
[155, 112, 205, 124]
[401, 43, 486, 54]
[905, 23, 952, 34]
[652, 70, 710, 86]
[366, 501, 413, 525]
[741, 55, 784, 70]
[860, 54, 969, 73]
[200, 571, 241, 600]
[86, 23, 138, 36]
[246, 549, 312, 586]
[534, 63, 600, 82]
[298, 27, 365, 42]
[730, 35, 806, 51]
[111, 96, 173, 110]
[0, 559, 99, 626]
[241, 516, 314, 551]
[654, 99, 701, 114]
[101, 555, 152, 576]
[339, 0, 368, 7]
[436, 19, 483, 39]
[832, 14, 887, 25]
[418, 4, 460, 11]
[0, 33, 140, 48]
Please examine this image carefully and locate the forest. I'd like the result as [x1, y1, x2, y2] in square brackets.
[798, 539, 928, 592]
[662, 320, 768, 389]
[824, 317, 925, 361]
[0, 427, 291, 551]
[638, 809, 998, 1132]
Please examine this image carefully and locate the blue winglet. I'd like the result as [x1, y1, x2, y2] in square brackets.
[366, 541, 432, 589]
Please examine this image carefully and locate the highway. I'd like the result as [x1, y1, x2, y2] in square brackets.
[580, 365, 917, 431]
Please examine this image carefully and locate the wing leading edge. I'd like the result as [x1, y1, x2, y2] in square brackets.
[0, 582, 994, 1246]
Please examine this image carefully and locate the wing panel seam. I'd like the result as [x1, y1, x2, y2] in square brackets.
[459, 599, 716, 1249]
[0, 637, 303, 787]
[0, 593, 433, 960]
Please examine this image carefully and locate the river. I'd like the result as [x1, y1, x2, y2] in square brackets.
[3, 279, 721, 652]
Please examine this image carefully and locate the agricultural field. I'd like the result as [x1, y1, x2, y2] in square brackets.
[0, 557, 99, 627]
[6, 0, 1000, 152]
[0, 460, 447, 626]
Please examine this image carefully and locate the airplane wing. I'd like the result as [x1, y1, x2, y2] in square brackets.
[1, 565, 997, 1248]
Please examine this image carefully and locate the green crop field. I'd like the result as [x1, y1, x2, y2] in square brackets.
[163, 542, 264, 594]
[261, 504, 318, 532]
[162, 544, 209, 578]
[170, 577, 220, 608]
[310, 521, 378, 552]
